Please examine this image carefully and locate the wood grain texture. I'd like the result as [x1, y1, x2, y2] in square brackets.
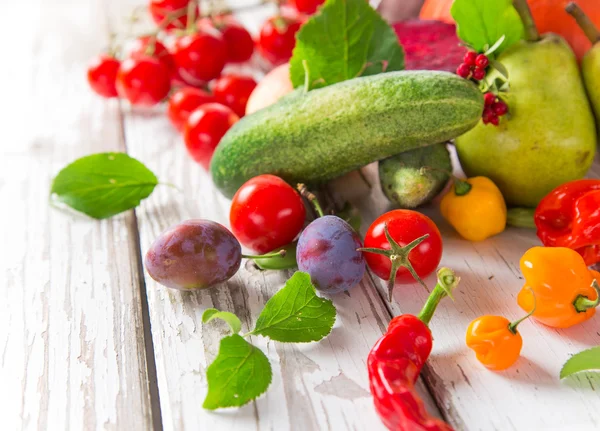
[0, 1, 154, 429]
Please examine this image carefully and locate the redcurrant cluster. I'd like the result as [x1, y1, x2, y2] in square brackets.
[482, 93, 508, 126]
[456, 51, 489, 81]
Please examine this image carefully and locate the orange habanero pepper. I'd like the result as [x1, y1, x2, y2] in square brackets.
[517, 247, 600, 329]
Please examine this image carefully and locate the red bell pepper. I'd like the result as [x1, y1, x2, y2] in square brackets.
[534, 179, 600, 266]
[367, 268, 459, 431]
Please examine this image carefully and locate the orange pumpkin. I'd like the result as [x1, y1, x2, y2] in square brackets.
[419, 0, 600, 59]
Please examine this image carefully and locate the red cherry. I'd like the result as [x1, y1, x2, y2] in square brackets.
[492, 100, 508, 116]
[484, 92, 497, 106]
[490, 115, 500, 126]
[183, 103, 239, 169]
[212, 75, 257, 117]
[116, 55, 171, 106]
[87, 54, 120, 98]
[198, 16, 255, 64]
[472, 66, 486, 80]
[171, 32, 227, 86]
[167, 87, 216, 132]
[149, 0, 198, 30]
[456, 63, 471, 78]
[475, 54, 489, 68]
[289, 0, 325, 14]
[258, 15, 302, 65]
[463, 51, 477, 66]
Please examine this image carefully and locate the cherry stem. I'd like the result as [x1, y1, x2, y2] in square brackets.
[417, 268, 460, 326]
[506, 207, 536, 229]
[573, 280, 600, 313]
[186, 0, 197, 33]
[419, 166, 471, 196]
[566, 2, 600, 44]
[242, 249, 287, 260]
[513, 0, 540, 42]
[297, 184, 325, 217]
[508, 287, 537, 334]
[358, 225, 430, 302]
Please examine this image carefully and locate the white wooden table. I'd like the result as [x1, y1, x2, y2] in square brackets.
[2, 0, 600, 430]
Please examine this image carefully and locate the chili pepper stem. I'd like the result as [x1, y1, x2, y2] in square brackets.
[242, 249, 287, 259]
[508, 288, 537, 334]
[297, 184, 325, 217]
[513, 0, 541, 42]
[506, 207, 536, 229]
[417, 267, 460, 326]
[566, 2, 600, 44]
[419, 166, 472, 196]
[573, 280, 600, 312]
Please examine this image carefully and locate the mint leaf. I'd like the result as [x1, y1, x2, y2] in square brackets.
[50, 152, 158, 219]
[202, 308, 242, 334]
[251, 272, 336, 342]
[560, 347, 600, 379]
[289, 0, 404, 90]
[451, 0, 524, 55]
[203, 334, 272, 409]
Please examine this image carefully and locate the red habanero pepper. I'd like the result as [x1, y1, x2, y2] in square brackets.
[534, 179, 600, 266]
[368, 268, 460, 431]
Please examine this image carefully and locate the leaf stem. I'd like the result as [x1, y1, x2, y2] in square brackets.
[417, 268, 460, 326]
[513, 0, 540, 42]
[566, 2, 600, 44]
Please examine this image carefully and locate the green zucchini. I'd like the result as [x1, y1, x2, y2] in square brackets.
[211, 71, 483, 198]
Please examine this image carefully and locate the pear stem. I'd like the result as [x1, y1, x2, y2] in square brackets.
[566, 2, 600, 44]
[513, 0, 540, 42]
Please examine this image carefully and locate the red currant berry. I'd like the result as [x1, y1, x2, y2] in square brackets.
[199, 16, 255, 64]
[490, 115, 500, 126]
[183, 103, 239, 169]
[482, 107, 494, 124]
[456, 63, 471, 78]
[289, 0, 325, 14]
[87, 54, 120, 98]
[492, 100, 508, 116]
[258, 15, 302, 65]
[212, 75, 257, 117]
[167, 87, 215, 132]
[116, 55, 171, 106]
[149, 0, 198, 30]
[472, 67, 486, 81]
[129, 36, 176, 77]
[475, 54, 489, 69]
[171, 32, 227, 85]
[463, 51, 477, 66]
[484, 92, 497, 106]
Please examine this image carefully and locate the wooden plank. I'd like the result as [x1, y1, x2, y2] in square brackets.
[0, 0, 155, 429]
[329, 151, 600, 431]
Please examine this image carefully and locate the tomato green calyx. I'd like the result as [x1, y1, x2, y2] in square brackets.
[573, 280, 600, 313]
[297, 183, 325, 217]
[566, 2, 600, 44]
[417, 267, 460, 326]
[508, 287, 537, 334]
[419, 166, 471, 196]
[513, 0, 540, 42]
[358, 225, 430, 302]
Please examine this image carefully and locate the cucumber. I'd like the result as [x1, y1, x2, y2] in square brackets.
[211, 71, 483, 198]
[379, 143, 451, 208]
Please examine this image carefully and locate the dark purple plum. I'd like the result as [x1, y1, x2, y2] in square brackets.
[297, 215, 365, 294]
[145, 219, 241, 290]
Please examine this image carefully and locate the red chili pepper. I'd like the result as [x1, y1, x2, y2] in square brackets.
[368, 268, 459, 431]
[534, 179, 600, 266]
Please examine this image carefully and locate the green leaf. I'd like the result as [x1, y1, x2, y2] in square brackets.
[289, 0, 404, 90]
[251, 272, 336, 342]
[203, 334, 272, 409]
[451, 0, 524, 55]
[202, 308, 242, 334]
[560, 347, 600, 379]
[50, 152, 158, 219]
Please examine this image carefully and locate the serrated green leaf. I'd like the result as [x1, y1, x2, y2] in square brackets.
[50, 152, 158, 219]
[289, 0, 404, 90]
[202, 308, 242, 334]
[560, 347, 600, 379]
[451, 0, 524, 55]
[251, 272, 336, 343]
[203, 334, 272, 409]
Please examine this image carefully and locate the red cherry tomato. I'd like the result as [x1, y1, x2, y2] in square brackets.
[363, 210, 443, 285]
[183, 103, 239, 169]
[149, 0, 198, 30]
[230, 175, 306, 254]
[289, 0, 325, 14]
[212, 75, 257, 117]
[258, 15, 302, 65]
[171, 32, 227, 85]
[198, 16, 255, 64]
[129, 36, 176, 77]
[116, 55, 171, 106]
[168, 87, 215, 132]
[87, 54, 120, 98]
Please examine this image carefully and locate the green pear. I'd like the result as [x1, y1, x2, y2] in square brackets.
[455, 3, 597, 207]
[567, 2, 600, 126]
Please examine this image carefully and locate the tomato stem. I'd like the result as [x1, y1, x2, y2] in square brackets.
[566, 2, 600, 44]
[508, 287, 537, 334]
[513, 0, 540, 42]
[573, 280, 600, 313]
[417, 268, 460, 326]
